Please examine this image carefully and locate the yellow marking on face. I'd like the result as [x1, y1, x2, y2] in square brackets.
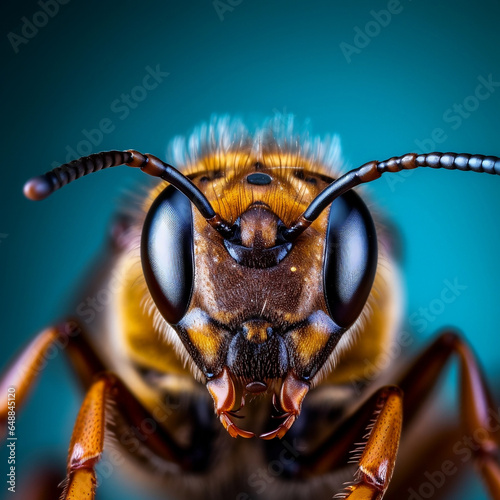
[290, 266, 297, 272]
[182, 309, 225, 363]
[242, 320, 271, 344]
[289, 311, 332, 365]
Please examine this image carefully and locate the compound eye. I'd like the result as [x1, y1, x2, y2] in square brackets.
[323, 191, 378, 328]
[141, 185, 194, 325]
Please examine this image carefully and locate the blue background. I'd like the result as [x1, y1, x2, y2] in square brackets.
[1, 0, 500, 499]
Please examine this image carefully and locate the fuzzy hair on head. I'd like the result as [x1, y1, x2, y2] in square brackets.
[166, 114, 344, 176]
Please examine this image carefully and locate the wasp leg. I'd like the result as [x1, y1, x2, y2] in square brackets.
[62, 371, 203, 499]
[285, 386, 403, 497]
[1, 320, 205, 492]
[61, 375, 111, 500]
[0, 326, 60, 438]
[394, 330, 500, 499]
[333, 386, 403, 500]
[0, 321, 105, 439]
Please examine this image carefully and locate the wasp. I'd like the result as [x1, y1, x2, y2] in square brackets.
[1, 118, 500, 500]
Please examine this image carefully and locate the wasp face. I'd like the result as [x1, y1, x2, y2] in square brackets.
[187, 198, 336, 381]
[141, 155, 378, 438]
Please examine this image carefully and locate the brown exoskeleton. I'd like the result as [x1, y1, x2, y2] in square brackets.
[1, 117, 500, 499]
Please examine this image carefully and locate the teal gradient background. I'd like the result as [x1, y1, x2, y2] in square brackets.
[1, 1, 500, 499]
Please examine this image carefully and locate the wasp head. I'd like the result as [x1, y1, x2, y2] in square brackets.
[141, 154, 378, 439]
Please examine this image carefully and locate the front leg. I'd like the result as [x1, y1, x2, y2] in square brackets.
[0, 320, 105, 439]
[62, 375, 107, 499]
[0, 320, 211, 499]
[286, 330, 500, 499]
[277, 385, 404, 498]
[61, 371, 193, 500]
[340, 386, 403, 500]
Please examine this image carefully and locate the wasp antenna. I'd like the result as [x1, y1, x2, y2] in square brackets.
[24, 150, 132, 201]
[24, 149, 234, 238]
[284, 152, 500, 240]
